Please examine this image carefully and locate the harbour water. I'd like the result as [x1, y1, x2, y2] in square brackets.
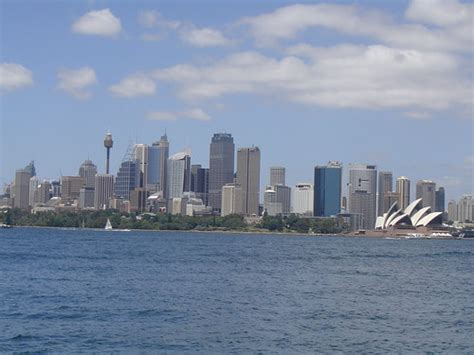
[1, 227, 473, 352]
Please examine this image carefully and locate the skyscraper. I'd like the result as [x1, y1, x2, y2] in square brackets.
[263, 186, 281, 216]
[78, 159, 97, 188]
[236, 146, 261, 216]
[148, 134, 169, 196]
[115, 160, 140, 200]
[221, 183, 242, 216]
[134, 144, 149, 188]
[416, 180, 436, 208]
[61, 176, 85, 201]
[270, 166, 285, 186]
[94, 174, 114, 209]
[209, 133, 235, 212]
[275, 184, 291, 214]
[24, 160, 36, 177]
[377, 171, 393, 216]
[191, 164, 209, 206]
[348, 164, 377, 229]
[167, 150, 191, 199]
[435, 187, 445, 212]
[396, 176, 410, 210]
[292, 183, 314, 215]
[13, 169, 31, 209]
[314, 161, 342, 217]
[29, 176, 39, 207]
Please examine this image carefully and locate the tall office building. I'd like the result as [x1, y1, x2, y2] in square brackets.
[134, 144, 149, 188]
[416, 180, 436, 208]
[148, 134, 169, 195]
[61, 176, 85, 200]
[275, 184, 291, 214]
[236, 147, 261, 216]
[383, 192, 399, 212]
[29, 176, 39, 207]
[377, 171, 393, 216]
[348, 164, 377, 229]
[221, 183, 242, 216]
[115, 160, 140, 200]
[167, 151, 191, 199]
[292, 183, 314, 215]
[396, 176, 410, 210]
[24, 160, 36, 177]
[447, 200, 457, 222]
[78, 160, 97, 188]
[94, 174, 114, 209]
[36, 181, 51, 204]
[191, 164, 209, 206]
[435, 187, 445, 212]
[13, 169, 31, 209]
[270, 167, 285, 186]
[314, 161, 342, 217]
[209, 133, 235, 212]
[264, 186, 282, 216]
[457, 195, 473, 222]
[79, 187, 95, 209]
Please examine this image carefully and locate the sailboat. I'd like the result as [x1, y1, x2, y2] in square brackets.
[105, 218, 113, 231]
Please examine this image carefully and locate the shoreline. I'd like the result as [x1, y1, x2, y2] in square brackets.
[3, 225, 463, 240]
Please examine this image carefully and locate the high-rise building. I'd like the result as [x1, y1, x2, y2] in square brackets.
[314, 161, 342, 217]
[115, 160, 140, 200]
[270, 166, 285, 186]
[209, 133, 235, 212]
[377, 171, 393, 216]
[191, 164, 209, 206]
[457, 195, 473, 222]
[383, 192, 399, 212]
[29, 176, 39, 207]
[79, 187, 95, 209]
[148, 134, 169, 195]
[236, 147, 261, 216]
[24, 160, 36, 177]
[348, 164, 377, 229]
[275, 184, 291, 214]
[50, 180, 61, 197]
[94, 174, 114, 209]
[13, 169, 31, 209]
[416, 180, 436, 208]
[167, 151, 191, 199]
[447, 200, 457, 222]
[396, 176, 410, 210]
[221, 183, 242, 216]
[103, 132, 113, 174]
[264, 186, 282, 216]
[292, 183, 314, 215]
[435, 187, 445, 212]
[79, 160, 97, 188]
[36, 181, 51, 204]
[134, 144, 149, 188]
[61, 176, 85, 201]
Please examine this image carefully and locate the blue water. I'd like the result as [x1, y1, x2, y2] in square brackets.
[0, 228, 473, 352]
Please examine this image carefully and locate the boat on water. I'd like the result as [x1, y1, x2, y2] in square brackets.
[459, 229, 474, 239]
[105, 218, 113, 231]
[0, 223, 13, 229]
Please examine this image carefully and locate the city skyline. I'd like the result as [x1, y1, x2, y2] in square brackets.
[1, 0, 473, 203]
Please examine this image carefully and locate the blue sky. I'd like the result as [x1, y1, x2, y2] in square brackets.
[1, 0, 473, 202]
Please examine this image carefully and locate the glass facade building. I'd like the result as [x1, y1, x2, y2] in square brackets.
[314, 162, 342, 217]
[114, 160, 140, 200]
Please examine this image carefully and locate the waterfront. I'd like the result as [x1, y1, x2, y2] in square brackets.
[0, 227, 473, 352]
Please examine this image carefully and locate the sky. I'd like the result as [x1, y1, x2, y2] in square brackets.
[1, 0, 473, 202]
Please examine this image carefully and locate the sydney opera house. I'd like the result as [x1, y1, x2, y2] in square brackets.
[373, 198, 444, 234]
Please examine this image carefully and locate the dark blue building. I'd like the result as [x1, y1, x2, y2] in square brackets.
[314, 162, 342, 217]
[115, 160, 140, 200]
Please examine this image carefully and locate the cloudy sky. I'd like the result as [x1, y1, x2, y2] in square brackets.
[1, 0, 473, 202]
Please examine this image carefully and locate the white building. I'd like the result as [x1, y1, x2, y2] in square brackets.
[221, 183, 242, 216]
[292, 183, 314, 216]
[264, 186, 282, 216]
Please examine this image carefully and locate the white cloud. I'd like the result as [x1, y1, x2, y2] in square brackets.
[109, 74, 156, 98]
[57, 67, 97, 99]
[137, 10, 180, 29]
[0, 63, 33, 91]
[180, 27, 231, 47]
[147, 108, 211, 121]
[72, 9, 122, 37]
[153, 46, 470, 110]
[241, 3, 473, 52]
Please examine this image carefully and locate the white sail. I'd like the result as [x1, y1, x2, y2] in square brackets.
[105, 218, 112, 230]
